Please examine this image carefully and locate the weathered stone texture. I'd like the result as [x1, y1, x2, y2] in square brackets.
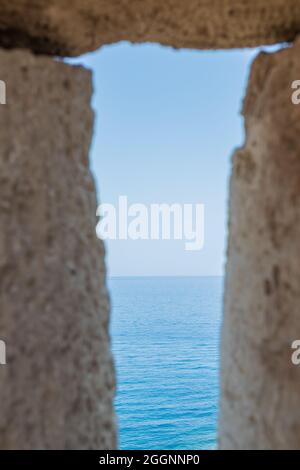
[0, 1, 300, 56]
[220, 40, 300, 449]
[0, 49, 116, 449]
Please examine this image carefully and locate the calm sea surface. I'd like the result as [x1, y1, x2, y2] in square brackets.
[109, 276, 223, 450]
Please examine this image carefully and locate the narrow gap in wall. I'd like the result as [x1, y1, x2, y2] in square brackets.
[69, 42, 276, 450]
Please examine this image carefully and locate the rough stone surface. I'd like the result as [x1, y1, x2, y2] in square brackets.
[219, 40, 300, 449]
[0, 1, 300, 56]
[0, 49, 116, 449]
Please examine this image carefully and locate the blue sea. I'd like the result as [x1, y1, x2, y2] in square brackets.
[109, 276, 223, 450]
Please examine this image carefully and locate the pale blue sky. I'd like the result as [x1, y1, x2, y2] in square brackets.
[70, 43, 262, 277]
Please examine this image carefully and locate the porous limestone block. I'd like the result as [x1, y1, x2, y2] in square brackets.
[220, 40, 300, 449]
[0, 1, 300, 56]
[0, 48, 116, 449]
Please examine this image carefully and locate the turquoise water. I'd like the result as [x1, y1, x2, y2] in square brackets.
[109, 276, 223, 450]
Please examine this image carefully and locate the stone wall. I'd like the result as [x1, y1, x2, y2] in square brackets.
[0, 49, 116, 449]
[0, 1, 299, 55]
[220, 40, 300, 449]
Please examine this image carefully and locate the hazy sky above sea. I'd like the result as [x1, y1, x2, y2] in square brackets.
[70, 42, 271, 276]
